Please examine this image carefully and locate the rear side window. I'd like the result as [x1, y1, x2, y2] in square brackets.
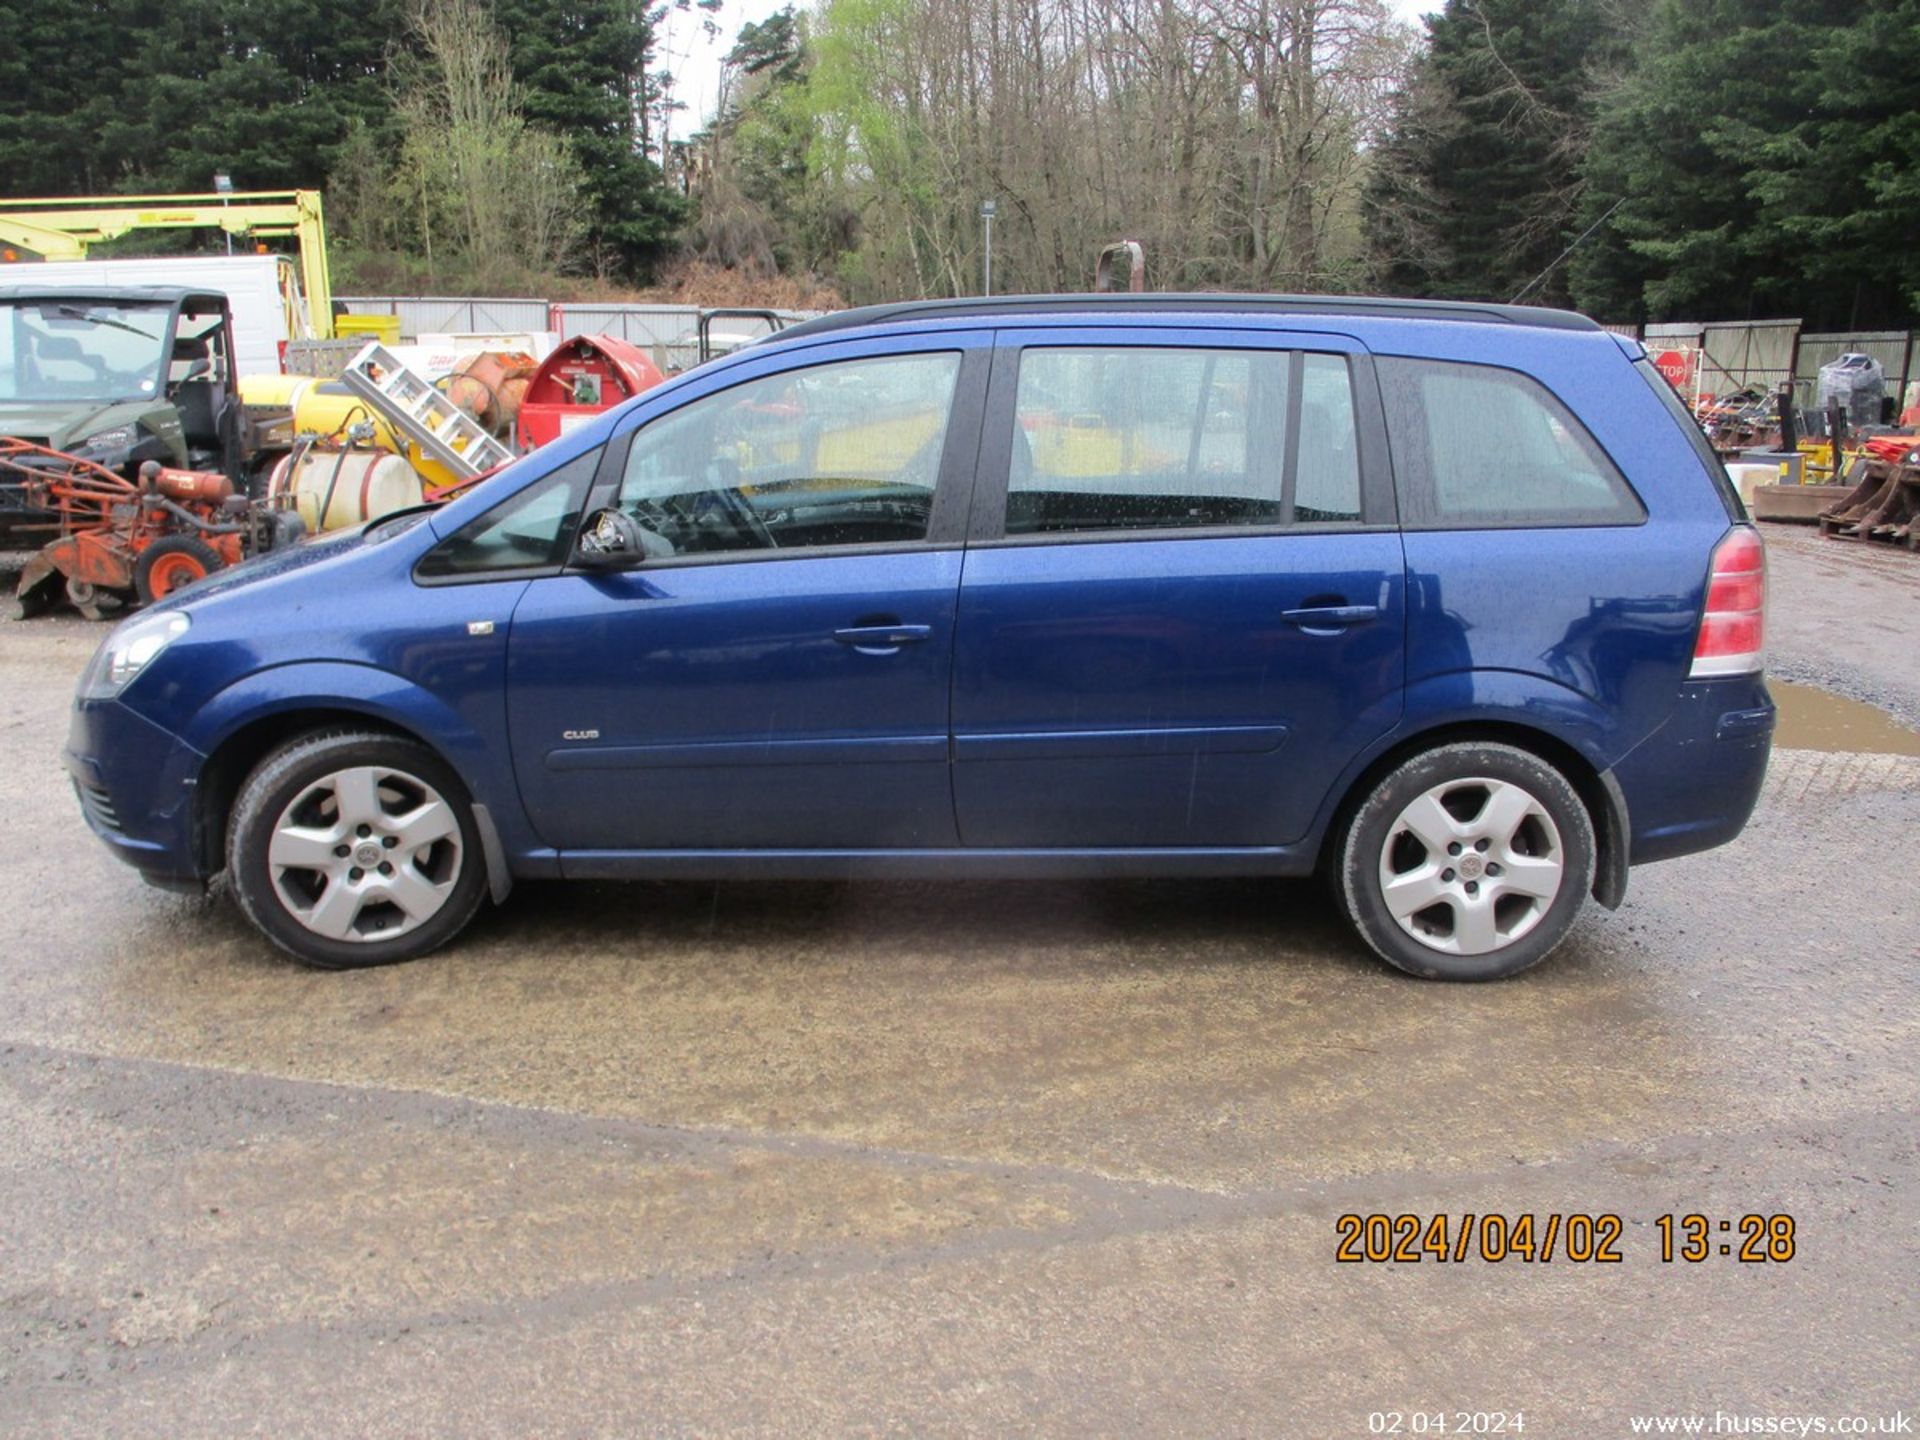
[1378, 357, 1644, 528]
[1005, 347, 1362, 536]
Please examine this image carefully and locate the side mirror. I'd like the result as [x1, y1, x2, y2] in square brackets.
[573, 507, 649, 569]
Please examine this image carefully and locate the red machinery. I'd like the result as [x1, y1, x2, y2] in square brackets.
[2, 439, 288, 619]
[516, 335, 664, 450]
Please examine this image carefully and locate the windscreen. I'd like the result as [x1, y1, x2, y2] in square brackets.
[0, 300, 173, 403]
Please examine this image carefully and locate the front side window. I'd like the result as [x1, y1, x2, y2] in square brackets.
[615, 351, 961, 555]
[1005, 346, 1361, 536]
[417, 446, 600, 579]
[1378, 357, 1645, 527]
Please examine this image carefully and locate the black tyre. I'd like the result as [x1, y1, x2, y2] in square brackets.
[1338, 742, 1596, 981]
[226, 729, 489, 969]
[133, 535, 224, 605]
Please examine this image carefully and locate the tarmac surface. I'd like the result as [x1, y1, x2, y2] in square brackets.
[1, 523, 1915, 1437]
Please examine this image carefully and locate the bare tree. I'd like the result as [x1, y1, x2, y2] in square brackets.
[390, 0, 588, 287]
[807, 0, 1413, 300]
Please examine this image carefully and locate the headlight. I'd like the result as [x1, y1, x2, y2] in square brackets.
[74, 425, 139, 457]
[84, 610, 191, 697]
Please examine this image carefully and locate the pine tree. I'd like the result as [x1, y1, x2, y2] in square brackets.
[1572, 0, 1920, 327]
[1363, 0, 1643, 307]
[490, 0, 686, 278]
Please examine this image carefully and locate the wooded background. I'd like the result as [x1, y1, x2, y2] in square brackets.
[1, 0, 1915, 328]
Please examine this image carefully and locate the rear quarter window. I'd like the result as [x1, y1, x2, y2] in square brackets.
[1631, 356, 1746, 521]
[1378, 357, 1645, 529]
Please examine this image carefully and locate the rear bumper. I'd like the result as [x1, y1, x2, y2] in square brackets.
[1613, 675, 1774, 865]
[64, 696, 209, 889]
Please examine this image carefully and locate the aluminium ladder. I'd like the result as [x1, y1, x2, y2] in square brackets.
[338, 341, 515, 481]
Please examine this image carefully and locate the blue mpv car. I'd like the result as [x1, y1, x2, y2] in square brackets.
[67, 295, 1773, 980]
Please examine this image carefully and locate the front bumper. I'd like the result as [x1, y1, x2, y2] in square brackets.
[1613, 674, 1774, 866]
[64, 695, 210, 890]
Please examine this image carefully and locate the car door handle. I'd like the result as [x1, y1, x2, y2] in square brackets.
[1281, 604, 1380, 632]
[833, 623, 933, 651]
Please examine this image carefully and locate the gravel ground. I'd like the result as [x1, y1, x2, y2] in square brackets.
[0, 529, 1914, 1438]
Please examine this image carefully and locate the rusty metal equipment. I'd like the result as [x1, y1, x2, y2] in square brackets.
[443, 350, 538, 439]
[1817, 436, 1920, 549]
[1094, 240, 1146, 293]
[2, 439, 295, 620]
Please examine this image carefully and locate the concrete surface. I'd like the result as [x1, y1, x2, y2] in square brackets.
[1762, 521, 1920, 726]
[1, 532, 1915, 1438]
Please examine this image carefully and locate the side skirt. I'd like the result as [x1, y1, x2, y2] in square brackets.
[557, 846, 1315, 882]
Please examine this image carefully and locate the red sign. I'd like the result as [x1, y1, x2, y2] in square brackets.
[1654, 349, 1696, 393]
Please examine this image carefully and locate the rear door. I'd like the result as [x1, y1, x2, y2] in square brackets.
[951, 327, 1405, 848]
[504, 334, 989, 853]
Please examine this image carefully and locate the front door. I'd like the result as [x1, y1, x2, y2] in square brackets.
[951, 331, 1406, 848]
[507, 339, 987, 854]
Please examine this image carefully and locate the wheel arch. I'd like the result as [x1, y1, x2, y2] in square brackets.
[1319, 715, 1631, 911]
[195, 706, 417, 877]
[188, 684, 518, 904]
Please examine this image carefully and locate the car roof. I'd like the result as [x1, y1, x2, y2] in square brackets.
[772, 292, 1603, 345]
[0, 284, 218, 307]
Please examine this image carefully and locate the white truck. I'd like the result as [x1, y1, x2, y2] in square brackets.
[0, 254, 307, 375]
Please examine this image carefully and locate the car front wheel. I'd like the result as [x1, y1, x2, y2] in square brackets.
[1338, 742, 1596, 981]
[226, 730, 489, 968]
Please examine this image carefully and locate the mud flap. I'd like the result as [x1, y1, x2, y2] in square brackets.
[1592, 768, 1631, 909]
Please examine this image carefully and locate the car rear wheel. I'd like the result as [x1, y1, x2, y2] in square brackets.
[226, 730, 488, 968]
[1338, 742, 1596, 981]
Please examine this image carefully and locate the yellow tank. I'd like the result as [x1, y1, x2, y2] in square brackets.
[240, 373, 461, 492]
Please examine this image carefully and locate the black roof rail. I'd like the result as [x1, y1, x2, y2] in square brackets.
[770, 292, 1602, 344]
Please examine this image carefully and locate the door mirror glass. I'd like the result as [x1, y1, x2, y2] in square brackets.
[573, 507, 655, 568]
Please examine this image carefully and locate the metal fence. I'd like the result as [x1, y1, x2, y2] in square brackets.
[1617, 318, 1917, 408]
[1635, 319, 1804, 398]
[552, 305, 797, 373]
[1795, 330, 1914, 403]
[335, 295, 554, 337]
[335, 297, 820, 373]
[340, 297, 1917, 410]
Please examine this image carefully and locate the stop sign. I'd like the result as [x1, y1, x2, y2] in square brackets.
[1654, 349, 1695, 392]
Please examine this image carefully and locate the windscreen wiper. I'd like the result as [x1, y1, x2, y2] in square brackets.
[52, 306, 159, 341]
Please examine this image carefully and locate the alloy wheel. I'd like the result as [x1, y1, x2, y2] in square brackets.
[266, 765, 464, 943]
[1376, 776, 1566, 957]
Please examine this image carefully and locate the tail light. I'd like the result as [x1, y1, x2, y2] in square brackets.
[1690, 526, 1765, 677]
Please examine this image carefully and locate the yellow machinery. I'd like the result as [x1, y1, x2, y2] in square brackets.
[0, 189, 334, 340]
[239, 373, 464, 500]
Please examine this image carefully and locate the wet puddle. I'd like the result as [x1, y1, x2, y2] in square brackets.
[1770, 680, 1920, 756]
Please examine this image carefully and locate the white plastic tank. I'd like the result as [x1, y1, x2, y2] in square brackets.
[1725, 462, 1777, 506]
[270, 448, 426, 532]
